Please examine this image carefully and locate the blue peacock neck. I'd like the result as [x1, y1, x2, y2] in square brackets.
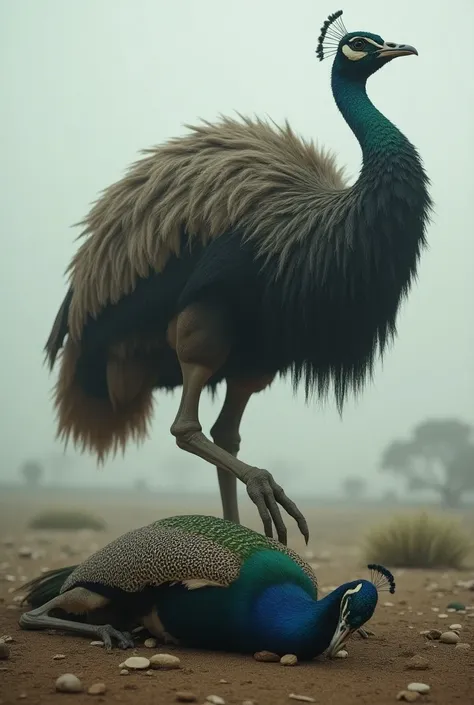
[330, 70, 411, 163]
[252, 582, 350, 658]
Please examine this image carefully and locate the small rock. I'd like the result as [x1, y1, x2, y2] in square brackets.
[437, 613, 448, 618]
[206, 697, 225, 705]
[175, 692, 197, 703]
[18, 694, 27, 700]
[218, 679, 228, 683]
[383, 601, 394, 607]
[449, 623, 462, 631]
[425, 629, 441, 640]
[88, 683, 107, 695]
[121, 656, 150, 670]
[0, 642, 10, 660]
[55, 674, 83, 693]
[439, 631, 460, 644]
[253, 650, 280, 662]
[53, 654, 66, 660]
[17, 547, 32, 558]
[280, 654, 298, 666]
[0, 636, 13, 643]
[149, 653, 181, 669]
[397, 690, 420, 702]
[334, 649, 348, 658]
[288, 695, 316, 703]
[90, 640, 104, 647]
[454, 642, 471, 651]
[242, 701, 256, 705]
[405, 655, 430, 671]
[119, 669, 129, 675]
[407, 683, 430, 694]
[144, 638, 157, 648]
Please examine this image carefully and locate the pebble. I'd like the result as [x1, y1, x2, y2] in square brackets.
[437, 613, 448, 619]
[439, 631, 460, 644]
[449, 624, 462, 631]
[424, 629, 441, 640]
[396, 692, 420, 702]
[88, 683, 107, 695]
[0, 636, 13, 643]
[384, 601, 394, 607]
[253, 650, 280, 662]
[407, 683, 430, 694]
[119, 669, 129, 675]
[206, 696, 225, 705]
[175, 692, 197, 703]
[288, 695, 316, 703]
[0, 642, 10, 660]
[455, 642, 471, 651]
[334, 649, 348, 658]
[242, 701, 256, 705]
[121, 656, 150, 670]
[17, 547, 32, 558]
[405, 655, 430, 671]
[90, 640, 104, 647]
[149, 653, 181, 669]
[280, 654, 298, 666]
[144, 637, 157, 648]
[55, 674, 83, 693]
[53, 654, 66, 660]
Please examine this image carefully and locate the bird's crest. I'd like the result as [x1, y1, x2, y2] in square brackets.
[367, 564, 396, 594]
[316, 10, 347, 61]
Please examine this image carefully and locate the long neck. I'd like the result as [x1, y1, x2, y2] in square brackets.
[331, 70, 409, 163]
[252, 583, 347, 658]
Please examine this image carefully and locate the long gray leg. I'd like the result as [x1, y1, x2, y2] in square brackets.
[19, 587, 134, 650]
[167, 303, 309, 545]
[210, 376, 275, 525]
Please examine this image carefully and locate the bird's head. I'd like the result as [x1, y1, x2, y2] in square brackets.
[316, 11, 418, 80]
[326, 564, 396, 658]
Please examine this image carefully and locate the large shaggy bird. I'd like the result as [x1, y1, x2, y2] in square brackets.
[45, 11, 431, 545]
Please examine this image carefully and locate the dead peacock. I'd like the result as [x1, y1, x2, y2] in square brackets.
[45, 11, 431, 545]
[19, 514, 395, 657]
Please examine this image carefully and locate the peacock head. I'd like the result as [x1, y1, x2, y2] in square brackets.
[316, 10, 418, 81]
[326, 564, 396, 657]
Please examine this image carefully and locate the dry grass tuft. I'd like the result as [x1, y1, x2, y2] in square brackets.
[28, 509, 106, 531]
[364, 512, 472, 569]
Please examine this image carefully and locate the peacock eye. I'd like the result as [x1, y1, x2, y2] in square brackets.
[351, 39, 365, 51]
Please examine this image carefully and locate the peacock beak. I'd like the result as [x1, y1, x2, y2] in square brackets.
[327, 617, 354, 658]
[377, 42, 418, 59]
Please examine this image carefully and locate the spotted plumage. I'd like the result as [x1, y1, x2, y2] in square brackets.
[18, 514, 393, 660]
[61, 515, 318, 594]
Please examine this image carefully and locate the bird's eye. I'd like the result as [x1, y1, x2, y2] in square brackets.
[351, 39, 365, 51]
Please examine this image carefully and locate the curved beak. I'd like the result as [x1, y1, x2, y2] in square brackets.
[377, 42, 418, 59]
[327, 617, 354, 658]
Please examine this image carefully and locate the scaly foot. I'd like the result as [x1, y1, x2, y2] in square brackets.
[246, 468, 309, 545]
[97, 625, 135, 651]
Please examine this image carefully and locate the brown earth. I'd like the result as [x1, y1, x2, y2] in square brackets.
[1, 488, 473, 705]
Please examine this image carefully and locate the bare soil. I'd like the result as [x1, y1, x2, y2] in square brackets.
[1, 488, 473, 705]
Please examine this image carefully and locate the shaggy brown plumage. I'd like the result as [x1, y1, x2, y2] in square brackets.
[66, 116, 346, 341]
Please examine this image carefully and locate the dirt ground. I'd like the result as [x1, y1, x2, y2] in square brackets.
[1, 488, 473, 705]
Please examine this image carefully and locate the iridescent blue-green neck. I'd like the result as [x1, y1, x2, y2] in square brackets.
[252, 581, 351, 658]
[331, 70, 409, 161]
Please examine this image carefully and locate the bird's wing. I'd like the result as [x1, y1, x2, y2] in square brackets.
[61, 515, 318, 595]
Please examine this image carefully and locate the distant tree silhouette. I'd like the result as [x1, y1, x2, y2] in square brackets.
[381, 418, 474, 508]
[342, 475, 367, 500]
[133, 478, 149, 492]
[20, 460, 43, 488]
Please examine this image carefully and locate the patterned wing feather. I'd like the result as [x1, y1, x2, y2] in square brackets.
[61, 515, 318, 595]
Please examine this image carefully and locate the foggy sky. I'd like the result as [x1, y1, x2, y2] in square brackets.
[1, 0, 473, 496]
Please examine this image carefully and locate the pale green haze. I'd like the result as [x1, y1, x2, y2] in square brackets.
[1, 0, 473, 496]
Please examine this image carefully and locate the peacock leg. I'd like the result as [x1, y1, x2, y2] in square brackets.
[168, 303, 309, 545]
[18, 587, 134, 650]
[210, 375, 275, 525]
